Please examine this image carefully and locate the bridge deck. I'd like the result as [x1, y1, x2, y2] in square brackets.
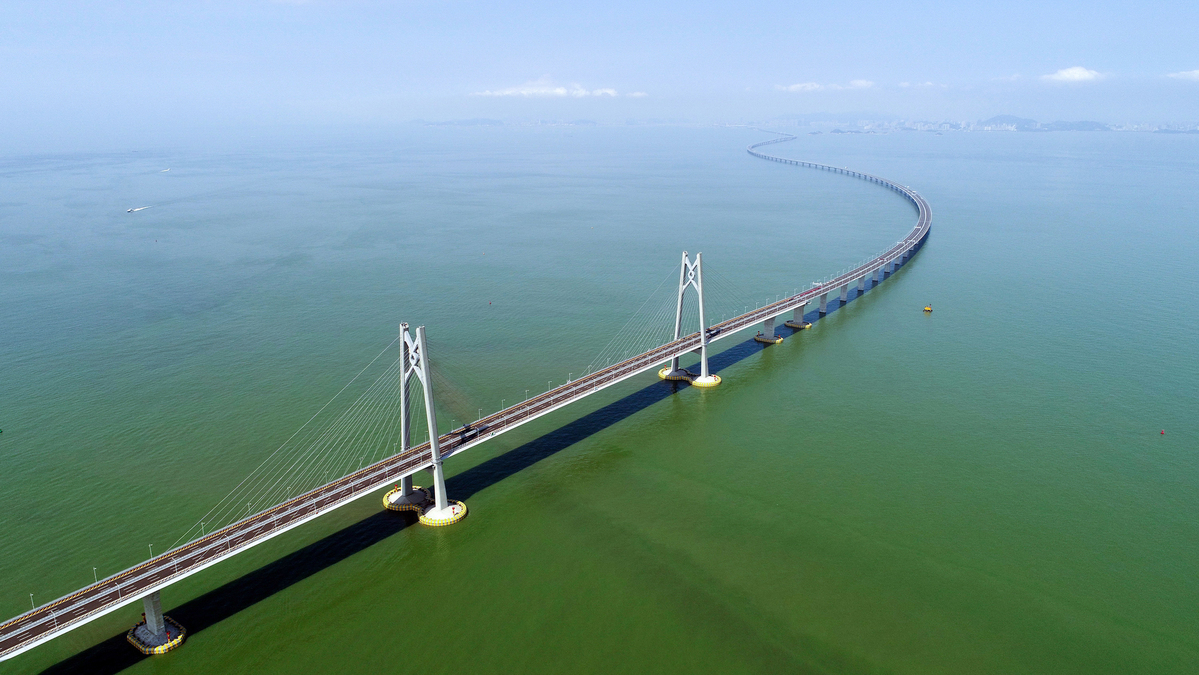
[0, 133, 931, 662]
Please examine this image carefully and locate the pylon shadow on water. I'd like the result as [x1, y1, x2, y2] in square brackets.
[39, 242, 923, 674]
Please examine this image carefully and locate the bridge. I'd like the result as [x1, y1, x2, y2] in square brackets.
[0, 132, 931, 662]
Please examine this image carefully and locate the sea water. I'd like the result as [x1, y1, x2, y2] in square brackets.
[1, 126, 1196, 674]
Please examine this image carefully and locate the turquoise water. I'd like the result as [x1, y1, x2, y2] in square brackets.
[1, 127, 1197, 673]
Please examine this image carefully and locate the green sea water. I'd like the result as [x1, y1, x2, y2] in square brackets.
[1, 126, 1197, 674]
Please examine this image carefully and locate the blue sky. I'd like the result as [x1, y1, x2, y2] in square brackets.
[2, 0, 1196, 144]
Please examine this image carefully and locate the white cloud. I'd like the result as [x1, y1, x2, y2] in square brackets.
[1041, 66, 1101, 82]
[626, 91, 649, 98]
[1168, 70, 1199, 81]
[993, 74, 1022, 82]
[778, 82, 823, 92]
[473, 77, 619, 97]
[777, 79, 873, 92]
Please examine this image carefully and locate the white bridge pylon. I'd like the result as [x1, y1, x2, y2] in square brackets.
[397, 322, 454, 518]
[660, 251, 720, 387]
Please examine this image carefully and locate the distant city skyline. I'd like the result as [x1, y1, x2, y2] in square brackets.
[2, 0, 1196, 150]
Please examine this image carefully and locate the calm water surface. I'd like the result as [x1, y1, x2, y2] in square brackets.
[1, 127, 1196, 673]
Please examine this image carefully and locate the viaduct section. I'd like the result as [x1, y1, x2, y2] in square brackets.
[0, 132, 931, 662]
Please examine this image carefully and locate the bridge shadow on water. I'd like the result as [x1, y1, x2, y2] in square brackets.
[39, 248, 921, 674]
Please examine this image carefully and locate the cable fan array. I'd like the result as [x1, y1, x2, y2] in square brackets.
[583, 260, 760, 375]
[172, 339, 434, 547]
[176, 248, 894, 549]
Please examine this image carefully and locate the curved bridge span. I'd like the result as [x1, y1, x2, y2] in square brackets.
[0, 133, 931, 662]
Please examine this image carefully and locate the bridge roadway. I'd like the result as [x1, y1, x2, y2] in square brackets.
[0, 132, 931, 662]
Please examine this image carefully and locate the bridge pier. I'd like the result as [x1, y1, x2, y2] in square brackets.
[784, 303, 810, 329]
[873, 268, 881, 284]
[858, 276, 865, 293]
[127, 591, 185, 655]
[839, 284, 848, 304]
[755, 315, 782, 344]
[819, 292, 828, 315]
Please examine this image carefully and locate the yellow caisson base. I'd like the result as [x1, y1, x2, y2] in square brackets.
[419, 501, 468, 526]
[659, 367, 721, 387]
[784, 320, 811, 329]
[382, 485, 431, 512]
[657, 367, 692, 381]
[126, 616, 186, 655]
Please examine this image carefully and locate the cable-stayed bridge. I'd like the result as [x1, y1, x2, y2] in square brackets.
[0, 132, 931, 662]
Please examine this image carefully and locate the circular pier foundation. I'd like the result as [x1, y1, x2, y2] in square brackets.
[383, 485, 431, 512]
[419, 500, 468, 527]
[657, 367, 693, 381]
[784, 320, 811, 330]
[126, 616, 186, 655]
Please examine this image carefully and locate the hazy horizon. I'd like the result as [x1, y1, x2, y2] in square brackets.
[2, 0, 1197, 152]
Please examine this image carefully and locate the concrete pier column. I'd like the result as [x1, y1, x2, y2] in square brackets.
[858, 276, 866, 293]
[430, 461, 448, 513]
[819, 292, 828, 314]
[785, 302, 808, 329]
[840, 284, 849, 303]
[142, 592, 165, 637]
[762, 316, 775, 338]
[873, 268, 881, 284]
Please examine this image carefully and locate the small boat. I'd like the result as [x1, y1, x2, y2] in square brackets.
[923, 305, 933, 313]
